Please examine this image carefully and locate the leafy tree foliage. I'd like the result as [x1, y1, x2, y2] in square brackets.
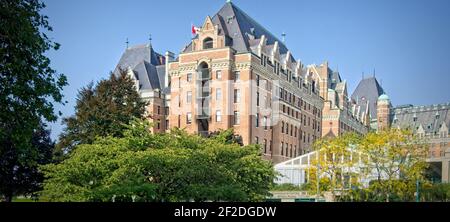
[422, 183, 450, 202]
[56, 71, 147, 156]
[0, 0, 67, 201]
[41, 119, 276, 202]
[358, 129, 428, 202]
[304, 129, 428, 202]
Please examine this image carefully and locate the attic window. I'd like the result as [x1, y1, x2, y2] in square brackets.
[227, 16, 235, 24]
[203, 37, 213, 49]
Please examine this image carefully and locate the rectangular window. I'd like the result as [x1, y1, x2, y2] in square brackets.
[234, 111, 240, 125]
[165, 107, 169, 115]
[264, 139, 267, 153]
[157, 106, 160, 114]
[234, 71, 240, 82]
[255, 113, 260, 127]
[256, 74, 260, 86]
[186, 91, 192, 103]
[216, 70, 222, 80]
[256, 92, 260, 107]
[255, 137, 259, 144]
[186, 112, 192, 124]
[216, 88, 222, 101]
[178, 115, 181, 128]
[281, 121, 284, 133]
[234, 89, 241, 103]
[263, 116, 268, 130]
[165, 119, 169, 129]
[281, 142, 284, 156]
[187, 73, 192, 82]
[157, 121, 160, 129]
[216, 110, 222, 122]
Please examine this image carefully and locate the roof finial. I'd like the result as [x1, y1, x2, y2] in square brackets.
[281, 32, 286, 43]
[226, 0, 231, 3]
[126, 37, 129, 49]
[362, 71, 364, 80]
[373, 68, 376, 77]
[149, 34, 152, 46]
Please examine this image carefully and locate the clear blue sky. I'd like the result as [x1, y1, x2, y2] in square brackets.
[42, 0, 450, 140]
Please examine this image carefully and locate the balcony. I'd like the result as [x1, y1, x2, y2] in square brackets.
[197, 88, 211, 99]
[197, 108, 210, 119]
[197, 68, 211, 80]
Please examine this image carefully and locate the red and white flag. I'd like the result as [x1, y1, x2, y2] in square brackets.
[191, 24, 200, 35]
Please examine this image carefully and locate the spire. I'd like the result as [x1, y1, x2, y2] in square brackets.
[281, 32, 286, 43]
[226, 0, 232, 3]
[126, 38, 129, 49]
[149, 34, 152, 46]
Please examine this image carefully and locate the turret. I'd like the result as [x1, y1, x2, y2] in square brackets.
[377, 94, 391, 131]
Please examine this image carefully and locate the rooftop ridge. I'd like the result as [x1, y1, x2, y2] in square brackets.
[394, 102, 450, 110]
[229, 2, 288, 51]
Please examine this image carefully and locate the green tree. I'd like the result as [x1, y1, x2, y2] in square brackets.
[305, 129, 427, 202]
[306, 133, 364, 201]
[56, 71, 147, 156]
[0, 0, 67, 202]
[360, 129, 428, 202]
[41, 119, 276, 202]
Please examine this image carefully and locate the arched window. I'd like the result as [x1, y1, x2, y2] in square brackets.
[203, 37, 213, 49]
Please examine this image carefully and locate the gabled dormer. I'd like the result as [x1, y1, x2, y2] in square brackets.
[417, 124, 425, 138]
[283, 51, 292, 69]
[439, 122, 448, 138]
[257, 35, 267, 57]
[192, 16, 227, 51]
[294, 60, 302, 78]
[270, 41, 280, 63]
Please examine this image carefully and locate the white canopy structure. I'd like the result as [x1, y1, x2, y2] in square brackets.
[274, 151, 319, 185]
[274, 149, 393, 187]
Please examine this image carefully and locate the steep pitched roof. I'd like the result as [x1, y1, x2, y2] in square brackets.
[391, 103, 450, 135]
[114, 44, 166, 91]
[351, 77, 385, 119]
[184, 2, 291, 56]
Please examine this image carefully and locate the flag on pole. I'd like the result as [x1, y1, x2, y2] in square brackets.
[191, 24, 200, 35]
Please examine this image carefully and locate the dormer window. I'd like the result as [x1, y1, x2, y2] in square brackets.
[203, 37, 213, 49]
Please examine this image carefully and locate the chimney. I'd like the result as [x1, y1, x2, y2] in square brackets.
[164, 51, 175, 88]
